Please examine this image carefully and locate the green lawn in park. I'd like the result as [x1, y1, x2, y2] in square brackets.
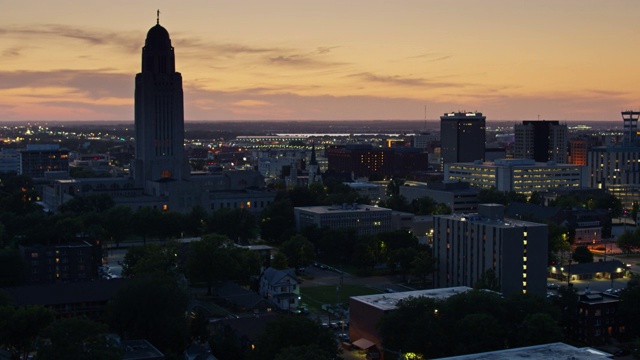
[301, 284, 382, 312]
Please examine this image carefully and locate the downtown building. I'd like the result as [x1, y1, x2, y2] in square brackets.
[445, 159, 588, 196]
[326, 144, 429, 179]
[440, 112, 486, 168]
[586, 111, 640, 209]
[43, 20, 275, 213]
[514, 120, 568, 163]
[433, 204, 548, 297]
[293, 204, 393, 236]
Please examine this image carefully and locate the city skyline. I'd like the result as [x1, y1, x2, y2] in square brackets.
[1, 0, 639, 122]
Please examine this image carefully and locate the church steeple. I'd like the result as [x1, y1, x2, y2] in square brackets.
[310, 142, 318, 166]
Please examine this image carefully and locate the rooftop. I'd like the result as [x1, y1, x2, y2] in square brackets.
[295, 204, 390, 214]
[433, 342, 611, 359]
[436, 213, 545, 229]
[350, 286, 473, 311]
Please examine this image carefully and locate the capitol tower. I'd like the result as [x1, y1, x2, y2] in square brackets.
[132, 15, 190, 193]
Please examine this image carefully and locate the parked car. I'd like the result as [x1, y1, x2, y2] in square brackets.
[547, 283, 559, 290]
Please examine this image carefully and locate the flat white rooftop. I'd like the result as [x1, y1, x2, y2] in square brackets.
[433, 342, 611, 359]
[351, 286, 473, 311]
[295, 204, 390, 214]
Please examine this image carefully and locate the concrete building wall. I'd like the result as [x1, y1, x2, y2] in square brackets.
[433, 204, 548, 297]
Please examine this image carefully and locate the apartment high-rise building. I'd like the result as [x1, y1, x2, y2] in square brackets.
[440, 112, 486, 166]
[433, 204, 548, 297]
[514, 120, 568, 163]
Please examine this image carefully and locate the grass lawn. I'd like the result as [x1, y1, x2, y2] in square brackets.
[301, 284, 382, 312]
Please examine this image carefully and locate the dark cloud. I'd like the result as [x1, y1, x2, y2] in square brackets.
[0, 24, 141, 53]
[405, 53, 452, 62]
[347, 72, 462, 88]
[0, 69, 132, 99]
[2, 47, 23, 57]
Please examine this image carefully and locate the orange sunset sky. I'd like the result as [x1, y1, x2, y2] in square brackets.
[1, 0, 639, 122]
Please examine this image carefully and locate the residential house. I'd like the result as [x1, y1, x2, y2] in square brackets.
[259, 268, 300, 312]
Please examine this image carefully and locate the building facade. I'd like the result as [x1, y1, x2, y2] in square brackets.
[399, 181, 479, 213]
[587, 146, 640, 209]
[570, 138, 588, 166]
[326, 144, 429, 179]
[433, 204, 548, 297]
[19, 241, 97, 284]
[293, 204, 393, 236]
[440, 112, 486, 166]
[445, 159, 588, 195]
[514, 120, 568, 163]
[19, 144, 69, 179]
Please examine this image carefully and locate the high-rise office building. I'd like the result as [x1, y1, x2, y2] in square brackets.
[132, 18, 190, 192]
[440, 112, 486, 166]
[514, 120, 567, 163]
[19, 144, 69, 179]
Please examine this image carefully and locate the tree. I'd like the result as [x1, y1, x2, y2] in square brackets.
[132, 206, 163, 244]
[279, 235, 315, 269]
[378, 194, 410, 212]
[477, 188, 507, 205]
[275, 345, 333, 360]
[250, 316, 337, 360]
[107, 275, 189, 356]
[617, 281, 640, 339]
[516, 313, 562, 346]
[37, 317, 122, 360]
[616, 229, 640, 254]
[474, 269, 500, 292]
[0, 247, 28, 287]
[58, 193, 115, 214]
[209, 324, 245, 360]
[260, 197, 295, 244]
[271, 252, 289, 270]
[388, 248, 415, 282]
[208, 208, 258, 244]
[121, 242, 180, 278]
[352, 239, 376, 271]
[103, 205, 133, 248]
[433, 203, 452, 215]
[453, 313, 506, 354]
[547, 222, 570, 265]
[185, 234, 234, 294]
[0, 305, 55, 360]
[411, 250, 436, 286]
[378, 296, 445, 358]
[572, 245, 594, 263]
[410, 196, 437, 215]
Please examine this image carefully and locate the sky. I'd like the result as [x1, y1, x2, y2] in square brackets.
[1, 0, 639, 122]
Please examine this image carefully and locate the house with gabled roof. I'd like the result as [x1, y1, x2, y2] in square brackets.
[258, 267, 300, 312]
